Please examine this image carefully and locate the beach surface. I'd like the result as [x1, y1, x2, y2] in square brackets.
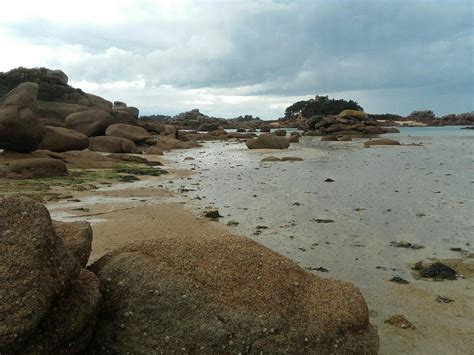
[46, 127, 474, 354]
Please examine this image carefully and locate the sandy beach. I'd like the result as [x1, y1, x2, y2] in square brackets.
[39, 127, 474, 354]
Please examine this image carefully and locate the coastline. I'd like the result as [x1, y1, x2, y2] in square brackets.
[38, 127, 474, 354]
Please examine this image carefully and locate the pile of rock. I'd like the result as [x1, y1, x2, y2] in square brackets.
[0, 67, 206, 162]
[304, 111, 398, 138]
[0, 196, 100, 354]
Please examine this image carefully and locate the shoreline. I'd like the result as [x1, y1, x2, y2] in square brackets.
[39, 132, 474, 354]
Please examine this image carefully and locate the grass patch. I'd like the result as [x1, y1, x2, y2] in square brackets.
[114, 165, 168, 176]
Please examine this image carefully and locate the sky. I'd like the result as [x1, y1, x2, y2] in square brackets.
[0, 0, 472, 119]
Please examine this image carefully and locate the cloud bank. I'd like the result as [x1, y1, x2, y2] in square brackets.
[1, 0, 472, 118]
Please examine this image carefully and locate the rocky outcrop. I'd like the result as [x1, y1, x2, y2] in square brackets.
[246, 133, 290, 149]
[0, 158, 68, 178]
[89, 136, 136, 153]
[0, 82, 46, 152]
[306, 113, 393, 138]
[38, 126, 90, 152]
[105, 123, 150, 143]
[88, 237, 379, 354]
[65, 109, 116, 137]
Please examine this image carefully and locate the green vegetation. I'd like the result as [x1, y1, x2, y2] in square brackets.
[115, 165, 168, 176]
[284, 95, 363, 119]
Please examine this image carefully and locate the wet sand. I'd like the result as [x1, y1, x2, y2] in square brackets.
[46, 127, 474, 354]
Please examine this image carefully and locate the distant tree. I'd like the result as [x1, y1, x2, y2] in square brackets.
[284, 95, 363, 119]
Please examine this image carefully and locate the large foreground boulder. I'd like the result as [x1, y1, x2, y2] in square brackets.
[88, 237, 379, 354]
[0, 158, 68, 178]
[246, 133, 290, 149]
[38, 126, 89, 152]
[89, 136, 136, 153]
[0, 197, 80, 352]
[105, 123, 150, 143]
[65, 109, 116, 137]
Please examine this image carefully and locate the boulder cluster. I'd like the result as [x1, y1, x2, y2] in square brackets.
[0, 67, 199, 159]
[304, 111, 399, 138]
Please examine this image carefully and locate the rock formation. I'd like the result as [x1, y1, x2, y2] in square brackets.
[88, 237, 379, 353]
[246, 133, 290, 149]
[0, 197, 100, 354]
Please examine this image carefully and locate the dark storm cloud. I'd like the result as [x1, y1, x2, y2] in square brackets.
[1, 0, 472, 116]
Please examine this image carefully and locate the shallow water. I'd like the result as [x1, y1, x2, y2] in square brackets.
[165, 127, 473, 278]
[163, 126, 474, 352]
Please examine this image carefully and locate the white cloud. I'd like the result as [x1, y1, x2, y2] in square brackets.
[1, 0, 472, 118]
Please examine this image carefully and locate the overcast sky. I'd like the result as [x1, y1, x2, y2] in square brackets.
[0, 0, 472, 119]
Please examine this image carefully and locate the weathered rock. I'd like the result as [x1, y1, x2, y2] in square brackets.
[113, 101, 127, 109]
[85, 94, 113, 112]
[112, 111, 138, 126]
[39, 119, 67, 128]
[43, 150, 120, 169]
[0, 82, 38, 110]
[37, 101, 92, 121]
[114, 106, 139, 118]
[38, 126, 89, 152]
[154, 137, 201, 151]
[89, 238, 379, 354]
[53, 221, 93, 267]
[0, 106, 45, 152]
[288, 134, 300, 143]
[0, 86, 45, 153]
[105, 123, 150, 143]
[0, 197, 80, 352]
[0, 67, 86, 107]
[338, 109, 366, 119]
[0, 158, 68, 178]
[89, 136, 136, 154]
[65, 109, 116, 137]
[260, 126, 271, 132]
[246, 133, 290, 149]
[19, 269, 101, 354]
[136, 120, 166, 134]
[273, 129, 287, 136]
[145, 146, 163, 155]
[364, 139, 401, 147]
[338, 135, 353, 141]
[281, 156, 304, 161]
[46, 69, 68, 85]
[321, 136, 338, 142]
[261, 156, 281, 162]
[198, 123, 221, 132]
